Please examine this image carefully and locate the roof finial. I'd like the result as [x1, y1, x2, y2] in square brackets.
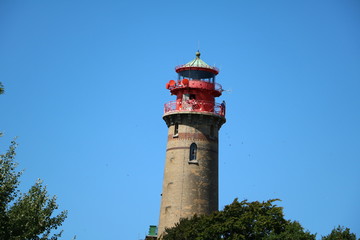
[196, 51, 201, 58]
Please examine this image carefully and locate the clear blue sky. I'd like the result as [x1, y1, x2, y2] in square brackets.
[1, 1, 359, 239]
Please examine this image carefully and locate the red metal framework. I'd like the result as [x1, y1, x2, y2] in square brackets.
[164, 100, 225, 117]
[167, 81, 223, 92]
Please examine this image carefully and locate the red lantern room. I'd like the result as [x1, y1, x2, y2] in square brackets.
[164, 51, 225, 117]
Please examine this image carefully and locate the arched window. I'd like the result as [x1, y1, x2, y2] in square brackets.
[174, 123, 178, 136]
[189, 143, 197, 161]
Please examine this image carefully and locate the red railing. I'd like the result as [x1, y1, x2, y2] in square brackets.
[164, 100, 225, 117]
[168, 81, 223, 92]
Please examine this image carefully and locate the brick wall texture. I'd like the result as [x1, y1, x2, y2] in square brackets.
[158, 112, 225, 237]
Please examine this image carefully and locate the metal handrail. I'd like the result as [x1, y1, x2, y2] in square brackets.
[164, 100, 225, 117]
[214, 83, 223, 92]
[168, 81, 223, 92]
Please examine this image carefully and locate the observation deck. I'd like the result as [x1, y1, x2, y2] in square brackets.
[167, 79, 223, 92]
[164, 100, 225, 117]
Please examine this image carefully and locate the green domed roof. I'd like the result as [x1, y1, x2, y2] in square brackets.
[175, 51, 219, 75]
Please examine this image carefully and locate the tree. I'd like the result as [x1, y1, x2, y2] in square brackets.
[265, 221, 315, 240]
[162, 199, 316, 240]
[0, 82, 4, 137]
[0, 140, 68, 240]
[0, 82, 4, 95]
[322, 226, 358, 240]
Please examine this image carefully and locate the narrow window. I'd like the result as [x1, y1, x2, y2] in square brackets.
[174, 123, 178, 137]
[189, 143, 197, 161]
[210, 125, 214, 138]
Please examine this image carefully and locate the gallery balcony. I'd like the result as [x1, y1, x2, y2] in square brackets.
[164, 100, 225, 117]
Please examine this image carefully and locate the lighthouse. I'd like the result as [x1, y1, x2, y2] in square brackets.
[158, 51, 226, 237]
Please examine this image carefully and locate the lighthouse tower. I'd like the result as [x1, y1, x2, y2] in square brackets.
[158, 52, 226, 237]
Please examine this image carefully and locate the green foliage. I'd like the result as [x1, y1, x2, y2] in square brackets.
[0, 141, 68, 240]
[0, 82, 3, 136]
[322, 226, 358, 240]
[265, 221, 316, 240]
[0, 82, 4, 95]
[163, 199, 316, 240]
